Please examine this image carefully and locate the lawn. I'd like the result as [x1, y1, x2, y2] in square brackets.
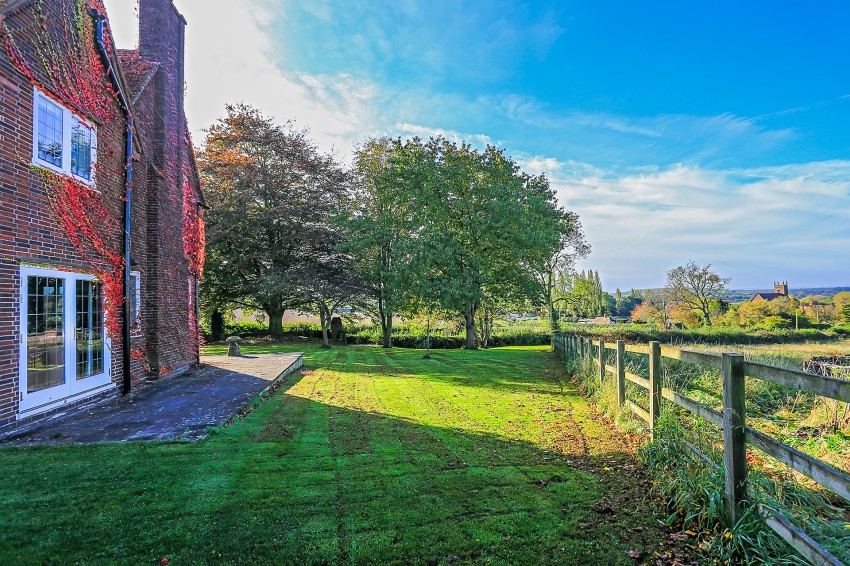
[0, 344, 677, 565]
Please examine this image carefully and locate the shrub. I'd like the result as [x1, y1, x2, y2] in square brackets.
[205, 318, 551, 348]
[346, 329, 550, 348]
[759, 316, 791, 330]
[222, 321, 268, 336]
[831, 325, 850, 336]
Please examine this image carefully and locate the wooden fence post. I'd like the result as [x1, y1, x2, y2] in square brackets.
[616, 340, 625, 406]
[599, 338, 605, 384]
[723, 353, 748, 525]
[649, 341, 661, 440]
[579, 337, 585, 360]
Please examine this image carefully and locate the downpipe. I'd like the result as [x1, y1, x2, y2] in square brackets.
[90, 10, 134, 395]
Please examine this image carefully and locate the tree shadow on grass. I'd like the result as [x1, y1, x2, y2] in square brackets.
[310, 346, 572, 396]
[0, 370, 674, 565]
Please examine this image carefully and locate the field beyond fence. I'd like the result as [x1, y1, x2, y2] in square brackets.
[554, 333, 850, 565]
[559, 322, 850, 346]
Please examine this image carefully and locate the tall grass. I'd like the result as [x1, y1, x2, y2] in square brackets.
[686, 342, 850, 473]
[563, 346, 850, 564]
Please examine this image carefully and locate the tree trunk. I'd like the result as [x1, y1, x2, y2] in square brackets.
[319, 306, 330, 347]
[464, 304, 477, 349]
[425, 314, 431, 357]
[382, 311, 393, 348]
[210, 309, 224, 342]
[267, 308, 284, 336]
[378, 296, 392, 348]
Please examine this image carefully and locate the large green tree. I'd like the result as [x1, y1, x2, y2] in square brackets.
[536, 212, 590, 330]
[409, 138, 569, 348]
[199, 104, 350, 335]
[554, 269, 606, 320]
[348, 137, 422, 347]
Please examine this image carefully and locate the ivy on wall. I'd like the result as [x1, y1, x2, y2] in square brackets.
[3, 0, 126, 344]
[2, 0, 118, 124]
[35, 169, 125, 341]
[182, 179, 206, 279]
[3, 0, 206, 378]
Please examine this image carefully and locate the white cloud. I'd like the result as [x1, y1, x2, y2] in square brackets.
[392, 122, 495, 149]
[101, 2, 849, 292]
[104, 0, 384, 161]
[513, 154, 604, 179]
[493, 94, 797, 168]
[557, 161, 850, 289]
[177, 0, 386, 160]
[102, 0, 138, 47]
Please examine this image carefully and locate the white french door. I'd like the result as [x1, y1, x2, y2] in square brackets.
[19, 266, 112, 416]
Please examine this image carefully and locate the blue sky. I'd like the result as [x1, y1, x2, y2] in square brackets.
[106, 0, 850, 290]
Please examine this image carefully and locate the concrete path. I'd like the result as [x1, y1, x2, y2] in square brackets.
[0, 353, 303, 446]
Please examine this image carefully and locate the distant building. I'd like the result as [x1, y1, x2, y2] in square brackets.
[578, 317, 615, 325]
[751, 281, 789, 302]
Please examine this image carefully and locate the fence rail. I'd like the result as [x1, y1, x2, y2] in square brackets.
[553, 333, 848, 566]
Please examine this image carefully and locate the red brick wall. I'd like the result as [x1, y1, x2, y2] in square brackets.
[137, 0, 199, 375]
[0, 0, 201, 427]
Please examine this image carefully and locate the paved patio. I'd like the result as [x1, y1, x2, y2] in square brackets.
[0, 353, 303, 446]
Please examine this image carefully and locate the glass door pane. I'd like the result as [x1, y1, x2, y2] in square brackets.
[26, 276, 66, 393]
[76, 280, 104, 379]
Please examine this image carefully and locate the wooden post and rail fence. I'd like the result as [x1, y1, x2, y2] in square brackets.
[552, 333, 849, 566]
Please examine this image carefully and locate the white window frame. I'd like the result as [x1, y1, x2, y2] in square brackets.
[18, 265, 113, 418]
[31, 87, 98, 186]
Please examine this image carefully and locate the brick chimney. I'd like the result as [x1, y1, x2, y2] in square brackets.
[136, 0, 192, 374]
[138, 0, 186, 167]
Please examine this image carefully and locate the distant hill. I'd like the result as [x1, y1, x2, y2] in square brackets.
[617, 287, 850, 303]
[722, 287, 850, 303]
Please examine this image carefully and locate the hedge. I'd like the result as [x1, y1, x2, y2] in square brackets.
[557, 323, 842, 345]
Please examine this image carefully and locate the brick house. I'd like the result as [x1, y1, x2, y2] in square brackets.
[0, 0, 204, 431]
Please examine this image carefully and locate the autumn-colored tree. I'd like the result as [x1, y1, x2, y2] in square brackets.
[737, 300, 774, 327]
[199, 104, 352, 335]
[736, 296, 811, 328]
[630, 302, 662, 327]
[669, 302, 702, 329]
[664, 262, 730, 326]
[833, 292, 850, 306]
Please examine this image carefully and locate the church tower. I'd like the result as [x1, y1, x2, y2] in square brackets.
[774, 281, 789, 296]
